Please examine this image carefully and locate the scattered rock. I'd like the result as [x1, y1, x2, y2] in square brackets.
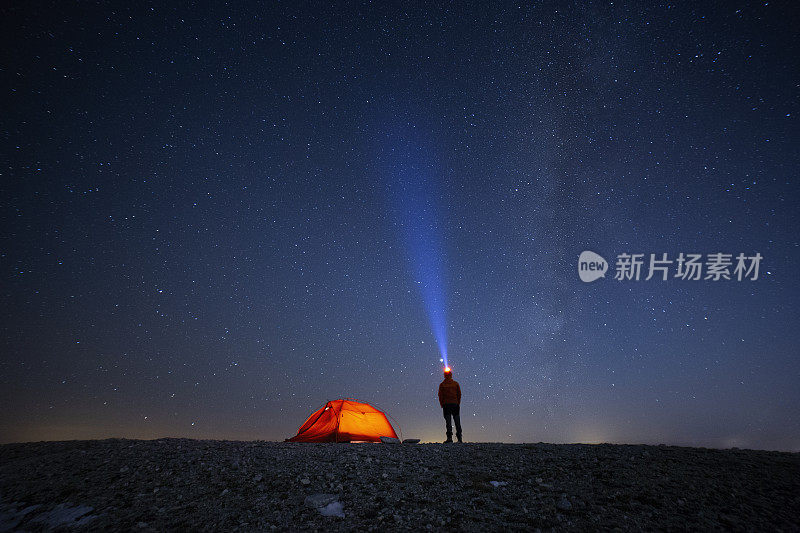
[557, 494, 572, 511]
[0, 440, 796, 531]
[31, 504, 96, 527]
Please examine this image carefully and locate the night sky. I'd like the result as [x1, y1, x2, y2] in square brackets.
[2, 2, 798, 450]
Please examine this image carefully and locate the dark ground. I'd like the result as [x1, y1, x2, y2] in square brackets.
[1, 439, 798, 531]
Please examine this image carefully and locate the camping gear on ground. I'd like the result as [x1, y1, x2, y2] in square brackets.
[286, 398, 399, 443]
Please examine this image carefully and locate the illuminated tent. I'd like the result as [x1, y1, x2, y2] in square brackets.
[286, 398, 398, 443]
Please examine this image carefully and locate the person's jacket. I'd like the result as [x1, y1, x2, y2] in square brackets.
[438, 376, 461, 407]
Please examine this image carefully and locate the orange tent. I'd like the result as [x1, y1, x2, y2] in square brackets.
[286, 398, 398, 442]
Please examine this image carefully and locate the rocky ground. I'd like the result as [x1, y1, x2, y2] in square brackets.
[1, 439, 798, 531]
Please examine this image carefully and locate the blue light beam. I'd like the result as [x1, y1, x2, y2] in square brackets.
[385, 143, 449, 367]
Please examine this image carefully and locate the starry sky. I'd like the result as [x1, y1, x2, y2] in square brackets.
[2, 2, 798, 450]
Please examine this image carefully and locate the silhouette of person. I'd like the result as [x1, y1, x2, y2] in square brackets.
[438, 367, 462, 443]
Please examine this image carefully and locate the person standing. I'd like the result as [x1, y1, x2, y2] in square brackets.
[438, 367, 462, 443]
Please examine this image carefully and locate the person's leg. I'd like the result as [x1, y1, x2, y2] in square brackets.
[453, 404, 462, 442]
[443, 406, 453, 442]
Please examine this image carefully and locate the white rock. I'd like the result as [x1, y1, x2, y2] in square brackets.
[304, 494, 338, 508]
[489, 481, 508, 488]
[318, 501, 345, 518]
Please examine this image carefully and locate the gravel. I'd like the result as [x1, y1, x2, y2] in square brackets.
[1, 439, 798, 531]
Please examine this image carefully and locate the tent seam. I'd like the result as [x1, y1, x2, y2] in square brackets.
[295, 401, 329, 437]
[335, 403, 342, 443]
